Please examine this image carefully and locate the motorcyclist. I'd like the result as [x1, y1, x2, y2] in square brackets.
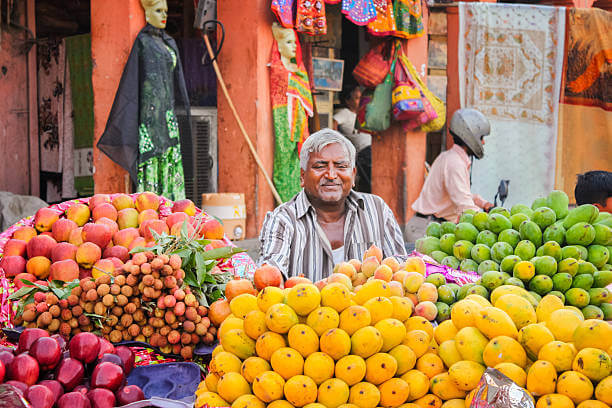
[410, 108, 494, 230]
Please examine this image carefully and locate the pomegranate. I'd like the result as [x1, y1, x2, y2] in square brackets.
[253, 264, 283, 290]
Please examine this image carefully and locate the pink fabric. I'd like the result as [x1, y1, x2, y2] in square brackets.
[411, 144, 488, 222]
[410, 251, 480, 285]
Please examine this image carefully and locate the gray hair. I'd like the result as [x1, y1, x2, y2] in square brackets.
[299, 128, 356, 170]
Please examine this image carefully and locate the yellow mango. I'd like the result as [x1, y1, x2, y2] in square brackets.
[454, 327, 489, 364]
[494, 294, 537, 329]
[526, 360, 557, 397]
[536, 294, 564, 323]
[483, 336, 527, 368]
[475, 307, 518, 339]
[518, 323, 555, 361]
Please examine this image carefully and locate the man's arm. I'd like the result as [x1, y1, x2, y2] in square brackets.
[258, 211, 294, 280]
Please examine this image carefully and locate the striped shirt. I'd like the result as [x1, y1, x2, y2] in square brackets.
[258, 189, 407, 281]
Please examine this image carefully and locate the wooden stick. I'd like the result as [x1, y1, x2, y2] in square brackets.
[202, 33, 283, 206]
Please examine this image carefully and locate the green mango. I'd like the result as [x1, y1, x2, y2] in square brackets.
[531, 197, 548, 211]
[435, 302, 451, 322]
[425, 273, 447, 287]
[441, 221, 457, 235]
[565, 287, 590, 308]
[459, 213, 474, 224]
[481, 271, 505, 290]
[511, 213, 530, 231]
[562, 204, 599, 229]
[515, 240, 536, 261]
[498, 229, 521, 249]
[565, 222, 596, 246]
[558, 257, 579, 276]
[441, 255, 460, 270]
[489, 207, 511, 219]
[594, 270, 612, 288]
[533, 256, 557, 277]
[529, 275, 553, 296]
[588, 287, 610, 306]
[551, 272, 572, 292]
[430, 250, 448, 264]
[439, 233, 457, 255]
[511, 204, 533, 217]
[581, 305, 603, 320]
[416, 236, 441, 256]
[593, 223, 612, 246]
[460, 259, 479, 273]
[471, 244, 491, 264]
[546, 190, 569, 219]
[457, 283, 475, 300]
[601, 303, 612, 320]
[491, 242, 514, 264]
[543, 224, 566, 246]
[504, 277, 525, 288]
[548, 291, 565, 303]
[478, 260, 499, 274]
[572, 273, 594, 290]
[500, 255, 522, 273]
[472, 212, 489, 232]
[519, 220, 543, 248]
[531, 206, 557, 230]
[487, 213, 513, 234]
[437, 285, 456, 304]
[465, 285, 490, 298]
[541, 241, 562, 262]
[453, 240, 475, 261]
[476, 230, 497, 247]
[587, 244, 610, 268]
[455, 222, 479, 243]
[426, 222, 442, 238]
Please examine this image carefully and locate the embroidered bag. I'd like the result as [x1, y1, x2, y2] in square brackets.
[363, 55, 397, 132]
[391, 52, 424, 121]
[352, 40, 393, 88]
[400, 54, 446, 132]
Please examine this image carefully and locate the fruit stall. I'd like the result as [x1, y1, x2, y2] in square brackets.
[1, 189, 612, 408]
[0, 192, 256, 407]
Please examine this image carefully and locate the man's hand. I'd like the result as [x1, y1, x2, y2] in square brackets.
[483, 202, 494, 212]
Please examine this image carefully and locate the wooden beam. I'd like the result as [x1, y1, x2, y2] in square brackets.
[26, 0, 39, 197]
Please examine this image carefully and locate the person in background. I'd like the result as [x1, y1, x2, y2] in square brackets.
[333, 84, 372, 193]
[258, 129, 406, 281]
[575, 170, 612, 212]
[406, 109, 494, 242]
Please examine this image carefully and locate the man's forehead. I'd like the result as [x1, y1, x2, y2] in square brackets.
[308, 143, 349, 163]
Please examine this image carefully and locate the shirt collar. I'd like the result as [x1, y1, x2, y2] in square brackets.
[451, 143, 471, 168]
[295, 189, 364, 219]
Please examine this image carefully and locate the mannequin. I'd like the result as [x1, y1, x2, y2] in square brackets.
[97, 0, 192, 201]
[269, 23, 313, 202]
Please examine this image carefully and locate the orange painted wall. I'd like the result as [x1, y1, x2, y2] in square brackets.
[91, 0, 144, 194]
[372, 18, 429, 227]
[216, 0, 275, 238]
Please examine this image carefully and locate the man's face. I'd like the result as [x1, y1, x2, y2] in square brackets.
[301, 143, 356, 204]
[596, 196, 612, 212]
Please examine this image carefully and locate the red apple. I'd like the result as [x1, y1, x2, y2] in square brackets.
[10, 353, 40, 386]
[0, 350, 15, 378]
[0, 255, 27, 277]
[26, 234, 57, 258]
[51, 334, 67, 351]
[113, 346, 135, 375]
[51, 242, 78, 262]
[30, 337, 62, 370]
[87, 388, 116, 408]
[90, 362, 124, 392]
[26, 384, 55, 408]
[38, 380, 64, 403]
[0, 359, 5, 383]
[284, 276, 312, 288]
[81, 223, 112, 249]
[102, 246, 128, 263]
[115, 385, 145, 405]
[97, 338, 115, 358]
[55, 358, 85, 391]
[5, 380, 28, 395]
[13, 272, 37, 289]
[69, 332, 100, 364]
[97, 353, 124, 369]
[58, 392, 91, 408]
[17, 328, 49, 354]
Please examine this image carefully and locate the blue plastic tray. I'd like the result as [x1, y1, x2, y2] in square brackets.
[126, 362, 201, 401]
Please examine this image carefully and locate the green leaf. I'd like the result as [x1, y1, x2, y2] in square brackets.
[129, 246, 148, 254]
[194, 252, 208, 284]
[9, 286, 36, 300]
[50, 287, 67, 299]
[84, 312, 107, 319]
[199, 246, 245, 261]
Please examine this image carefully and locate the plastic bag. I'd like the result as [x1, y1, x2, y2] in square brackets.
[470, 368, 535, 408]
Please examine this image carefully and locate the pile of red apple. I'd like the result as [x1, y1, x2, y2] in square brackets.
[1, 192, 223, 287]
[0, 328, 144, 408]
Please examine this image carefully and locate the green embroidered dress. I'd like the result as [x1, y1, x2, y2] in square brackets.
[98, 24, 192, 201]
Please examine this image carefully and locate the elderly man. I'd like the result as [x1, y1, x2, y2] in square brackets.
[259, 128, 407, 281]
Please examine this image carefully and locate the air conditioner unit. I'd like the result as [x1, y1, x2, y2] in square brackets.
[176, 107, 218, 206]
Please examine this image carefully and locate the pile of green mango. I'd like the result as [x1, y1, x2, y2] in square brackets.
[415, 190, 612, 321]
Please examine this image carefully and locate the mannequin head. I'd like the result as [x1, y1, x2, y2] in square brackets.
[141, 0, 168, 29]
[272, 23, 298, 72]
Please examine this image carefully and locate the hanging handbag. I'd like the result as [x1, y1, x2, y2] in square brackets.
[362, 55, 397, 132]
[352, 40, 393, 88]
[391, 53, 424, 121]
[400, 54, 446, 132]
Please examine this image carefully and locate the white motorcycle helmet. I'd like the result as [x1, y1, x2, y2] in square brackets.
[449, 109, 491, 159]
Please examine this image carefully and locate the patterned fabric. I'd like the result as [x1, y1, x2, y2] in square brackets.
[563, 8, 611, 110]
[342, 0, 377, 26]
[272, 0, 295, 28]
[394, 0, 424, 39]
[259, 190, 407, 281]
[458, 2, 565, 207]
[367, 0, 396, 37]
[297, 0, 327, 35]
[269, 34, 314, 202]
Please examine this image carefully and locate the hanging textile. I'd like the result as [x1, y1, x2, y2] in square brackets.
[342, 0, 377, 26]
[367, 0, 396, 36]
[65, 34, 94, 197]
[458, 2, 565, 207]
[270, 32, 314, 202]
[556, 8, 612, 199]
[394, 0, 424, 39]
[97, 25, 193, 202]
[297, 0, 327, 35]
[272, 0, 295, 28]
[37, 38, 76, 202]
